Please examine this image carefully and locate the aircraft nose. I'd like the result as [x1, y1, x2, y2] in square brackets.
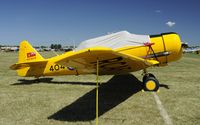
[163, 33, 183, 63]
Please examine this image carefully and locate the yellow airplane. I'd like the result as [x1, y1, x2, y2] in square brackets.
[10, 31, 182, 92]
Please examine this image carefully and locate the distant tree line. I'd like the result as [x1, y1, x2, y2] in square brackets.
[0, 43, 76, 52]
[50, 44, 62, 50]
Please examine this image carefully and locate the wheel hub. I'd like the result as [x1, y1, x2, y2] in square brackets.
[146, 80, 156, 90]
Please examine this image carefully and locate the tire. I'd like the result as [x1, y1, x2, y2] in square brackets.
[143, 73, 156, 82]
[143, 77, 159, 91]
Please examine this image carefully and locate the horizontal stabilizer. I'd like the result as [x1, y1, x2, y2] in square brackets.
[10, 60, 48, 70]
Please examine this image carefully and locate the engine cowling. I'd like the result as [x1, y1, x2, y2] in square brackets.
[150, 32, 182, 65]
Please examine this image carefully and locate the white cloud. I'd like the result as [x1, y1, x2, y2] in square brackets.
[166, 21, 176, 27]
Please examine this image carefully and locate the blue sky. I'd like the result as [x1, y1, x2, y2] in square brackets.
[0, 0, 199, 46]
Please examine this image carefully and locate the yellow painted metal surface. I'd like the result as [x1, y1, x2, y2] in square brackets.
[18, 41, 44, 63]
[162, 34, 183, 62]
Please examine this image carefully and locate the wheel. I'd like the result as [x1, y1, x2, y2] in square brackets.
[143, 77, 159, 91]
[143, 73, 156, 82]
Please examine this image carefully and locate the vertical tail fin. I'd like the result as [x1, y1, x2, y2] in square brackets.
[18, 40, 44, 63]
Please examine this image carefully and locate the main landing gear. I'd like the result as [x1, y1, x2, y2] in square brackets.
[142, 70, 160, 92]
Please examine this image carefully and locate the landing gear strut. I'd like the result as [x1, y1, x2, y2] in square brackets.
[142, 69, 159, 92]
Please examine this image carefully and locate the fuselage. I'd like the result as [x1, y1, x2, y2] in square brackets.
[17, 32, 182, 77]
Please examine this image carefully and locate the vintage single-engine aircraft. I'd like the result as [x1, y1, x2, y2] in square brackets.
[10, 31, 182, 91]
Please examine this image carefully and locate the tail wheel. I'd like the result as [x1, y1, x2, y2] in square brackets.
[143, 77, 159, 91]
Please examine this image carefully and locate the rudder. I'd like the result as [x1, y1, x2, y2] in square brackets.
[18, 40, 44, 63]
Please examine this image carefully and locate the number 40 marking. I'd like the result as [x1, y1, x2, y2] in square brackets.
[49, 64, 65, 71]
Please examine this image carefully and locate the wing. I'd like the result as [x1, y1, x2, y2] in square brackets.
[54, 47, 159, 75]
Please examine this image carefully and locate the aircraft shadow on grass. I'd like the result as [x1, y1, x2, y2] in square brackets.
[48, 74, 143, 121]
[12, 76, 170, 89]
[12, 78, 97, 86]
[12, 74, 169, 121]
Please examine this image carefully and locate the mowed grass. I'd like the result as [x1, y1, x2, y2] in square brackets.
[0, 52, 199, 125]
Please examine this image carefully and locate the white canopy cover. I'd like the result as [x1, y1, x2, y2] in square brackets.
[76, 31, 150, 51]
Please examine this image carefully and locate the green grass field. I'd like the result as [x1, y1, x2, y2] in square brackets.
[0, 52, 199, 125]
